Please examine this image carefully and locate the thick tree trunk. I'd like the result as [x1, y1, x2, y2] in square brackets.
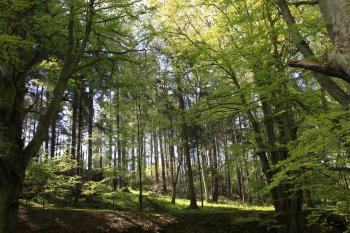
[274, 188, 304, 233]
[0, 2, 95, 231]
[178, 95, 198, 209]
[0, 134, 25, 233]
[0, 178, 23, 233]
[277, 0, 350, 107]
[319, 0, 350, 79]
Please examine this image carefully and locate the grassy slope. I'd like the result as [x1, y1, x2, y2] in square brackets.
[18, 191, 348, 233]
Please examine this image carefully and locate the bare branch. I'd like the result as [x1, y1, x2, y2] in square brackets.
[288, 59, 350, 83]
[288, 1, 318, 7]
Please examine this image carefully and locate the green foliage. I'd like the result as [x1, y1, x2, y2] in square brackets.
[23, 156, 79, 206]
[267, 109, 350, 214]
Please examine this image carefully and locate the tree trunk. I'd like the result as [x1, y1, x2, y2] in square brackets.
[0, 2, 95, 231]
[0, 134, 25, 233]
[137, 98, 143, 211]
[76, 92, 83, 174]
[87, 90, 94, 171]
[171, 145, 183, 204]
[153, 131, 160, 182]
[211, 138, 219, 202]
[50, 117, 56, 159]
[277, 0, 350, 107]
[178, 94, 198, 209]
[197, 146, 204, 207]
[71, 92, 79, 160]
[159, 131, 167, 193]
[319, 0, 350, 79]
[223, 134, 232, 199]
[169, 129, 176, 200]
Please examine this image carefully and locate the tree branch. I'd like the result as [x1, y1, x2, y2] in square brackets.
[288, 1, 318, 6]
[288, 59, 350, 83]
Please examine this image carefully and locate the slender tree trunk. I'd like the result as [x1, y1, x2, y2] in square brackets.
[171, 145, 183, 204]
[87, 89, 94, 171]
[150, 134, 153, 178]
[50, 117, 56, 159]
[76, 92, 83, 174]
[159, 131, 167, 193]
[223, 135, 232, 199]
[169, 129, 175, 200]
[153, 131, 160, 182]
[137, 99, 143, 211]
[211, 138, 219, 202]
[131, 138, 136, 180]
[197, 146, 204, 207]
[200, 148, 209, 202]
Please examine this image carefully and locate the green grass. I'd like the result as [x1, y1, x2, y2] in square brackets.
[22, 189, 274, 215]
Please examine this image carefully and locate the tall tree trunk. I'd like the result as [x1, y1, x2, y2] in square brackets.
[150, 134, 153, 178]
[0, 2, 95, 231]
[223, 134, 232, 200]
[153, 131, 160, 182]
[169, 128, 176, 201]
[197, 146, 204, 207]
[131, 138, 136, 180]
[159, 131, 167, 193]
[178, 92, 198, 209]
[137, 98, 143, 211]
[87, 89, 94, 171]
[76, 92, 83, 174]
[171, 145, 183, 204]
[50, 117, 56, 159]
[211, 138, 219, 202]
[200, 148, 209, 202]
[71, 93, 78, 160]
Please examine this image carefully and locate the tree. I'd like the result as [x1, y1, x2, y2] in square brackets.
[0, 0, 140, 231]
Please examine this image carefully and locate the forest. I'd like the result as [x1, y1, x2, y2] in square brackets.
[0, 0, 350, 233]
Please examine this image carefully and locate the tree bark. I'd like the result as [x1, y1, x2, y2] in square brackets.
[211, 138, 219, 202]
[178, 93, 198, 209]
[0, 1, 95, 232]
[319, 0, 350, 79]
[277, 0, 350, 107]
[159, 131, 167, 193]
[171, 145, 183, 204]
[50, 117, 56, 158]
[153, 131, 160, 182]
[71, 92, 79, 160]
[87, 89, 94, 171]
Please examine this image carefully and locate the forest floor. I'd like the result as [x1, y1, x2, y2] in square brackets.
[17, 192, 349, 233]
